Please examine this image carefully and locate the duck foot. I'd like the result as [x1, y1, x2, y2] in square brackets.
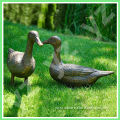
[24, 77, 28, 85]
[10, 74, 14, 85]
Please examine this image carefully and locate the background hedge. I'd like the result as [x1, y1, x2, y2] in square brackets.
[4, 4, 117, 42]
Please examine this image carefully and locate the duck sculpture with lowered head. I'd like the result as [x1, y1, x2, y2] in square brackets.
[43, 36, 114, 87]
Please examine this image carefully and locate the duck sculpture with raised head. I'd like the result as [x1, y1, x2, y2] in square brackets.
[43, 36, 114, 87]
[7, 31, 43, 85]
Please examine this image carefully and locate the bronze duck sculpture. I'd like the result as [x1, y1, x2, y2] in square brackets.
[7, 31, 43, 85]
[43, 36, 114, 87]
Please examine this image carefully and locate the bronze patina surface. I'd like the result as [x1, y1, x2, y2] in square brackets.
[43, 36, 114, 87]
[7, 31, 43, 85]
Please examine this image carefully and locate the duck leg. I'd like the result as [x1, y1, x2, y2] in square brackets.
[24, 77, 28, 84]
[10, 74, 14, 85]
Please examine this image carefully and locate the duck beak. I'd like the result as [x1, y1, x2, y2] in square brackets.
[43, 40, 49, 44]
[35, 37, 43, 46]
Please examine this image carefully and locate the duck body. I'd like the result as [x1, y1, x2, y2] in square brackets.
[43, 36, 114, 87]
[7, 49, 35, 78]
[50, 62, 113, 87]
[7, 31, 43, 85]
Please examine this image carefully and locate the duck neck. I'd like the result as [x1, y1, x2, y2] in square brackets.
[52, 46, 61, 65]
[24, 39, 34, 58]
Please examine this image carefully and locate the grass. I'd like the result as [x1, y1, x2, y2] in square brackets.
[3, 20, 117, 117]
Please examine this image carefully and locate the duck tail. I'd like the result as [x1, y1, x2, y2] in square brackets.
[96, 71, 114, 77]
[8, 48, 14, 54]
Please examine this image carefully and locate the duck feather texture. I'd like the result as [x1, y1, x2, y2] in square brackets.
[7, 31, 43, 84]
[43, 36, 114, 87]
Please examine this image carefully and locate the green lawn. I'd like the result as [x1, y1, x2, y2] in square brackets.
[3, 20, 117, 117]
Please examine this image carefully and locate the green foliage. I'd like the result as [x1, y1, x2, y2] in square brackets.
[4, 4, 56, 29]
[4, 4, 20, 23]
[45, 4, 56, 30]
[4, 4, 116, 42]
[37, 4, 48, 28]
[20, 4, 33, 26]
[4, 21, 117, 117]
[54, 4, 67, 31]
[55, 4, 116, 42]
[4, 4, 9, 20]
[85, 4, 117, 42]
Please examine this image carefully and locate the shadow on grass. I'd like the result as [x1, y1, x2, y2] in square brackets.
[4, 75, 30, 117]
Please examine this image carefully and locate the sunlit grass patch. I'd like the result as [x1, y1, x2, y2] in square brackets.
[3, 20, 117, 117]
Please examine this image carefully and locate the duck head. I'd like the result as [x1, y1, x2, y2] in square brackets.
[28, 31, 43, 46]
[43, 36, 61, 48]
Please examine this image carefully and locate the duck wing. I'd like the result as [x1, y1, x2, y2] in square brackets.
[62, 64, 98, 77]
